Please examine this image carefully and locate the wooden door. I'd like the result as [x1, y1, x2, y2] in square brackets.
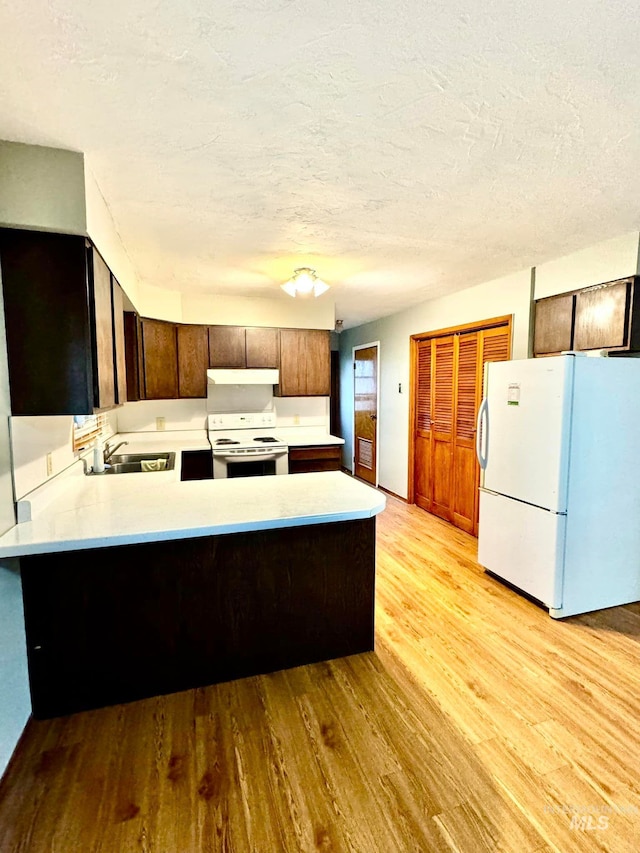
[209, 326, 246, 367]
[246, 327, 279, 368]
[111, 278, 127, 405]
[353, 345, 378, 485]
[411, 320, 511, 535]
[140, 318, 178, 399]
[430, 336, 455, 521]
[89, 248, 115, 410]
[451, 332, 480, 533]
[177, 325, 208, 397]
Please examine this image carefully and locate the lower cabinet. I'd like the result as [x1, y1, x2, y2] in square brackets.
[20, 520, 375, 718]
[180, 449, 213, 480]
[289, 445, 342, 473]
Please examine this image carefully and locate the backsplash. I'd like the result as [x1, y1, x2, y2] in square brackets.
[10, 413, 116, 500]
[118, 396, 329, 431]
[116, 399, 208, 433]
[274, 397, 329, 427]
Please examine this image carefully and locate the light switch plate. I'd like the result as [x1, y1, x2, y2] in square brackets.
[156, 417, 166, 431]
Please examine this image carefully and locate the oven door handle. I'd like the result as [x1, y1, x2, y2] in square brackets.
[213, 450, 285, 462]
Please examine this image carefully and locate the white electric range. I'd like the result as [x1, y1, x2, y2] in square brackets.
[207, 413, 288, 478]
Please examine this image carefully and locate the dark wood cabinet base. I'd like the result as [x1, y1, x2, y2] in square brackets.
[20, 519, 376, 719]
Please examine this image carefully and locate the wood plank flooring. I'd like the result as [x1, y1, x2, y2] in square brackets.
[1, 495, 639, 851]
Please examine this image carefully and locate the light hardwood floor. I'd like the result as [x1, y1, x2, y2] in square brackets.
[0, 495, 638, 852]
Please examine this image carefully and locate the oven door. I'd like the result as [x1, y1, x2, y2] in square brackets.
[213, 449, 288, 479]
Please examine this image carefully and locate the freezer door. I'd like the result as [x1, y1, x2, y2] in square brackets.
[478, 490, 564, 609]
[482, 356, 573, 512]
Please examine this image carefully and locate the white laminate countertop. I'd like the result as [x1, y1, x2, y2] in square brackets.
[273, 428, 345, 447]
[0, 453, 385, 557]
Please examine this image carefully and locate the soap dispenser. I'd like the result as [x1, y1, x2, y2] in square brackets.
[93, 438, 105, 474]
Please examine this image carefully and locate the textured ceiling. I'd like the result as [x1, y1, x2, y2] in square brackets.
[1, 0, 640, 328]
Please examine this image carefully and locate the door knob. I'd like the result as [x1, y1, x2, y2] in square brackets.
[370, 414, 377, 420]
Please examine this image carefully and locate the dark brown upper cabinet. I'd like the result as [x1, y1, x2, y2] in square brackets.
[139, 318, 178, 400]
[208, 326, 246, 368]
[0, 228, 126, 415]
[534, 277, 640, 357]
[177, 324, 209, 397]
[573, 279, 640, 351]
[112, 279, 127, 405]
[245, 327, 279, 368]
[533, 293, 575, 356]
[276, 329, 331, 396]
[209, 325, 279, 368]
[124, 312, 142, 402]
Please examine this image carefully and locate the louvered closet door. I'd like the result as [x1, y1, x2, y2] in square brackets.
[451, 332, 481, 533]
[480, 326, 511, 384]
[412, 322, 511, 535]
[431, 336, 455, 521]
[414, 340, 433, 511]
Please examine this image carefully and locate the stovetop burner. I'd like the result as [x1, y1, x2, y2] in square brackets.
[215, 438, 240, 446]
[253, 436, 279, 443]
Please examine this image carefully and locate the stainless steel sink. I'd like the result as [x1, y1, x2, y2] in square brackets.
[103, 452, 176, 474]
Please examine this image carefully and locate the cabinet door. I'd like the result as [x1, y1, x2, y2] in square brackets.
[574, 280, 630, 350]
[140, 319, 178, 399]
[277, 329, 306, 395]
[89, 248, 116, 410]
[278, 329, 330, 396]
[209, 326, 246, 367]
[246, 327, 279, 368]
[0, 229, 93, 415]
[124, 312, 141, 402]
[177, 324, 208, 397]
[304, 330, 331, 395]
[288, 445, 341, 473]
[533, 293, 575, 355]
[112, 278, 127, 405]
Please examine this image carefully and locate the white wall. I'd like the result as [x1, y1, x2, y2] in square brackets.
[135, 282, 184, 323]
[339, 268, 532, 498]
[181, 292, 336, 330]
[84, 163, 142, 311]
[0, 140, 86, 235]
[534, 233, 640, 299]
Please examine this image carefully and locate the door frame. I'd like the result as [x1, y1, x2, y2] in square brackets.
[407, 316, 512, 506]
[352, 341, 380, 488]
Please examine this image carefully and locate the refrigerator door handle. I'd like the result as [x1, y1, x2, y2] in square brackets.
[476, 397, 489, 469]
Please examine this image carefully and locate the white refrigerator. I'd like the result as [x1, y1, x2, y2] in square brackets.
[477, 353, 640, 618]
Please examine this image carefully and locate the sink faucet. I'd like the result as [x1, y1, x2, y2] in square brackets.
[103, 440, 129, 463]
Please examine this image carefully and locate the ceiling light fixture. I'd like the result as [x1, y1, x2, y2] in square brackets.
[281, 267, 330, 298]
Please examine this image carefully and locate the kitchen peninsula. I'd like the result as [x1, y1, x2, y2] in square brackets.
[0, 461, 385, 719]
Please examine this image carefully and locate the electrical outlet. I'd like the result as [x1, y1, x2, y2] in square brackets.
[293, 414, 300, 425]
[156, 417, 166, 431]
[46, 453, 53, 476]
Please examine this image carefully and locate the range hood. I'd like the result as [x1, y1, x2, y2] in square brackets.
[207, 368, 279, 385]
